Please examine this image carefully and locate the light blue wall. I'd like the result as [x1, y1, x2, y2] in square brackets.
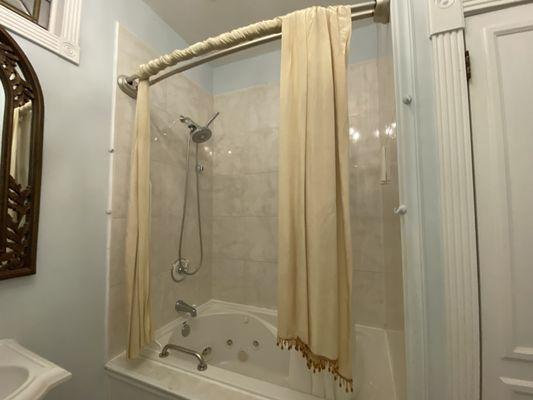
[109, 3, 212, 91]
[213, 23, 378, 94]
[0, 1, 209, 400]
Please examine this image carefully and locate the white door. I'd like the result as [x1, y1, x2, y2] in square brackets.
[466, 3, 533, 399]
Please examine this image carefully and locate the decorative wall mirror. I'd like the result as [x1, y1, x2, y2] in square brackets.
[0, 26, 43, 280]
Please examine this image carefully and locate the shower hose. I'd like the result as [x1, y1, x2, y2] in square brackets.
[171, 133, 203, 282]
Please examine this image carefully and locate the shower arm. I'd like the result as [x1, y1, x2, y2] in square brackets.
[205, 112, 220, 128]
[117, 0, 390, 99]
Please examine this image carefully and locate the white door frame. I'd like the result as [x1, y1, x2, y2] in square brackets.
[391, 0, 532, 399]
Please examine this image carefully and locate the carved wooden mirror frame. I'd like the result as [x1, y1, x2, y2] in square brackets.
[0, 26, 44, 280]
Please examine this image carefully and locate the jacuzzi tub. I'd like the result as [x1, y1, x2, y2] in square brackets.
[106, 300, 402, 400]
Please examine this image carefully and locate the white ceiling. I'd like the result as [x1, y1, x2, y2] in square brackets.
[143, 0, 366, 65]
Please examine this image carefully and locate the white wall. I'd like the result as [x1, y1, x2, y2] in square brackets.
[0, 1, 210, 399]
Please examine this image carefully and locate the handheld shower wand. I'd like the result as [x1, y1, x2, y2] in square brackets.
[171, 112, 219, 283]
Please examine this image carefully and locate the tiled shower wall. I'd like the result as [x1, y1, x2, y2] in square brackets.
[211, 59, 404, 331]
[108, 27, 403, 359]
[107, 27, 213, 359]
[211, 85, 279, 308]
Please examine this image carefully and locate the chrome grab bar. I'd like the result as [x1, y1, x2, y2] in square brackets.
[159, 344, 207, 371]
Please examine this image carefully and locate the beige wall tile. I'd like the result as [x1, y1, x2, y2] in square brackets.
[348, 60, 379, 116]
[113, 91, 135, 155]
[351, 215, 384, 272]
[244, 261, 277, 309]
[167, 74, 214, 124]
[176, 262, 212, 307]
[150, 272, 168, 329]
[212, 216, 277, 262]
[211, 84, 280, 309]
[150, 160, 183, 218]
[109, 217, 127, 287]
[150, 105, 183, 164]
[116, 37, 158, 85]
[212, 258, 246, 303]
[352, 270, 385, 327]
[348, 114, 381, 169]
[213, 127, 278, 175]
[111, 153, 131, 219]
[151, 215, 179, 276]
[107, 282, 128, 358]
[213, 173, 277, 217]
[350, 165, 383, 218]
[214, 84, 279, 134]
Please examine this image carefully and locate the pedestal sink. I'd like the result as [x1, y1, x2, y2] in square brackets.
[0, 366, 29, 399]
[0, 339, 71, 400]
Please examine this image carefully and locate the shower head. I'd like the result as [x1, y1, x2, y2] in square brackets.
[191, 126, 212, 143]
[179, 112, 219, 143]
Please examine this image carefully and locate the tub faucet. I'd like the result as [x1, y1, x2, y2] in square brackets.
[175, 300, 197, 317]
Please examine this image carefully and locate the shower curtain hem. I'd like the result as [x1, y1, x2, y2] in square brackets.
[277, 336, 354, 392]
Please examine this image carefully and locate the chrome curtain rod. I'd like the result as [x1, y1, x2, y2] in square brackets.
[118, 0, 389, 98]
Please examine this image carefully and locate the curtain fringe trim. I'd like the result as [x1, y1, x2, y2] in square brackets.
[277, 336, 354, 392]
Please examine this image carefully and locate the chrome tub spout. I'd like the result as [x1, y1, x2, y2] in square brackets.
[175, 300, 197, 317]
[159, 344, 207, 371]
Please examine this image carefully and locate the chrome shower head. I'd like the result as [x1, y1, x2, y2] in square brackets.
[179, 112, 219, 144]
[191, 126, 212, 143]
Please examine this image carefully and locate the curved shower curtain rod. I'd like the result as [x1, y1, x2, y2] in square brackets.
[118, 0, 390, 99]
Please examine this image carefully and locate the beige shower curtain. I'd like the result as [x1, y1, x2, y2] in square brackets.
[277, 6, 353, 392]
[125, 80, 152, 359]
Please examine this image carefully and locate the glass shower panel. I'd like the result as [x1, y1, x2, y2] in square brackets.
[347, 23, 405, 400]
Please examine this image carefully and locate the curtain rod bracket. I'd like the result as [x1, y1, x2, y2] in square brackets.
[117, 75, 139, 99]
[373, 0, 390, 24]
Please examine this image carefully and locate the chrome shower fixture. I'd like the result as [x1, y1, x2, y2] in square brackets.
[179, 112, 220, 143]
[171, 111, 219, 283]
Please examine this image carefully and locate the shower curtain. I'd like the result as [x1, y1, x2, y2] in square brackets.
[125, 80, 152, 358]
[277, 5, 353, 392]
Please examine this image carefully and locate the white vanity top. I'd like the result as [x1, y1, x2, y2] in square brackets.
[0, 339, 71, 400]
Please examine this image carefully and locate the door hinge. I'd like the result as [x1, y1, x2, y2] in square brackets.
[465, 50, 472, 81]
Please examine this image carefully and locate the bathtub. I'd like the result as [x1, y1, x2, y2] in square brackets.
[106, 300, 402, 400]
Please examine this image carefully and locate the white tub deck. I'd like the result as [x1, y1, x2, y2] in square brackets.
[106, 300, 403, 400]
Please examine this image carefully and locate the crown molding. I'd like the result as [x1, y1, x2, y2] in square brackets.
[0, 0, 82, 64]
[463, 0, 533, 15]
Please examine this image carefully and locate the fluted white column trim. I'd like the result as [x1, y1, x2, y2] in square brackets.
[431, 23, 480, 400]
